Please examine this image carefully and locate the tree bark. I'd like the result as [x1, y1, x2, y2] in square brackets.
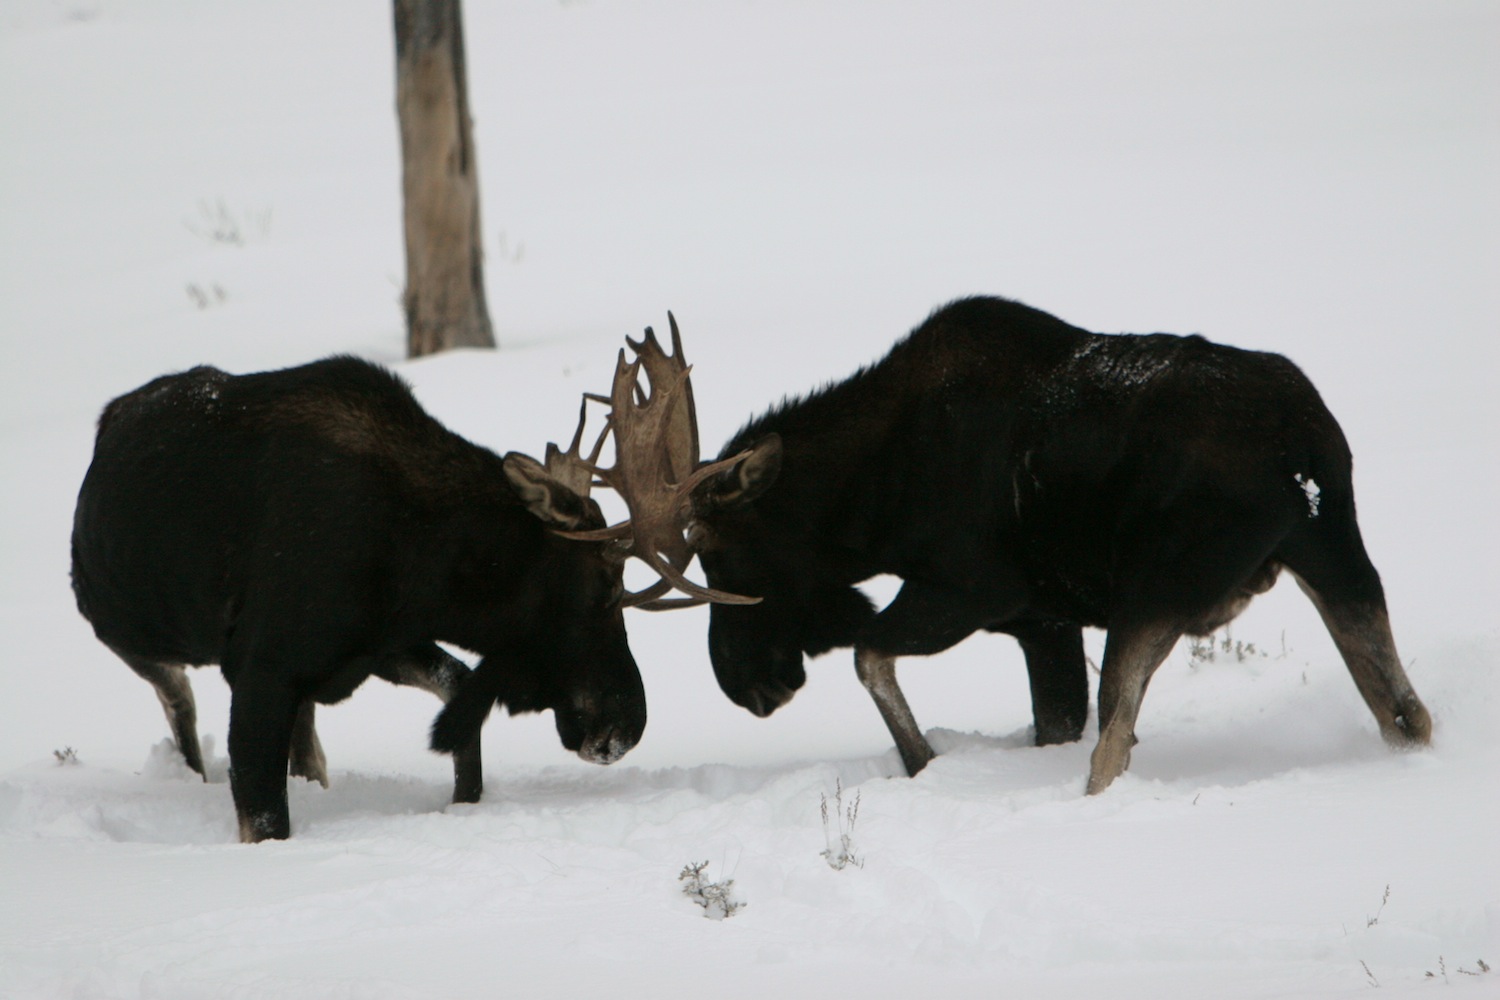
[394, 0, 494, 357]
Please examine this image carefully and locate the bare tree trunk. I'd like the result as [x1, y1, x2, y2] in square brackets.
[394, 0, 494, 357]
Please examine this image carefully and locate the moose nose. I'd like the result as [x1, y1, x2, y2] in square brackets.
[740, 679, 798, 718]
[577, 724, 636, 765]
[565, 688, 645, 764]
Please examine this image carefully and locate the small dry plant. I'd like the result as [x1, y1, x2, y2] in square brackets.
[1353, 886, 1489, 987]
[820, 778, 863, 870]
[679, 861, 744, 920]
[53, 747, 79, 766]
[1353, 885, 1391, 987]
[184, 198, 271, 247]
[1426, 956, 1491, 983]
[186, 282, 228, 309]
[1366, 884, 1390, 928]
[1187, 626, 1281, 666]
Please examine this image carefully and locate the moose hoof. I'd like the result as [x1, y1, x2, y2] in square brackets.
[1034, 717, 1086, 747]
[897, 741, 936, 777]
[238, 811, 291, 844]
[1086, 740, 1133, 795]
[1382, 704, 1433, 749]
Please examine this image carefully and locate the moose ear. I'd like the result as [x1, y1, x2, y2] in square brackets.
[503, 452, 591, 529]
[698, 433, 782, 512]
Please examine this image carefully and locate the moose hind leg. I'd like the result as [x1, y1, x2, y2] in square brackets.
[1278, 507, 1431, 748]
[1000, 619, 1089, 746]
[375, 644, 483, 804]
[1293, 575, 1431, 747]
[287, 700, 329, 788]
[1087, 622, 1180, 795]
[854, 648, 936, 777]
[227, 671, 300, 842]
[114, 648, 206, 780]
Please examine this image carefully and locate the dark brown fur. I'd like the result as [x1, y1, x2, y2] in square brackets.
[688, 297, 1430, 790]
[72, 356, 646, 840]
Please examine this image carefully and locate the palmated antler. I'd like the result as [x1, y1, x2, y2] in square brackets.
[544, 396, 611, 501]
[561, 314, 758, 608]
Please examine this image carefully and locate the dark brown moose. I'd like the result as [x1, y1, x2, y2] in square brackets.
[649, 297, 1432, 793]
[71, 347, 741, 842]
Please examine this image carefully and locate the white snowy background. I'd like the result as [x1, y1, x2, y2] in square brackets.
[1, 2, 1496, 997]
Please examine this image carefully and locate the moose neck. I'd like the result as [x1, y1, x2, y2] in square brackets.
[387, 438, 544, 653]
[724, 348, 922, 581]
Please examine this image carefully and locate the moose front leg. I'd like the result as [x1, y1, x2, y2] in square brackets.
[855, 578, 1012, 776]
[855, 647, 935, 776]
[375, 644, 484, 805]
[1087, 620, 1180, 795]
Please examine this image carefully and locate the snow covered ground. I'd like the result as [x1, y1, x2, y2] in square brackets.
[2, 2, 1496, 997]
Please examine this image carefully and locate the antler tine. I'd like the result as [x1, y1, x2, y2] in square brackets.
[522, 388, 626, 546]
[539, 394, 605, 500]
[667, 310, 684, 355]
[631, 596, 710, 612]
[639, 545, 760, 605]
[623, 320, 702, 486]
[566, 396, 588, 454]
[584, 416, 610, 468]
[667, 312, 701, 483]
[562, 395, 612, 470]
[618, 577, 675, 608]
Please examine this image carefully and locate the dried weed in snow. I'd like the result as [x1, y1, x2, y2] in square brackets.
[679, 861, 744, 920]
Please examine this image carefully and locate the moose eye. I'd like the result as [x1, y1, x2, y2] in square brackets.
[685, 519, 713, 551]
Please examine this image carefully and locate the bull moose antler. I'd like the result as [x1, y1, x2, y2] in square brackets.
[561, 314, 758, 609]
[542, 395, 611, 500]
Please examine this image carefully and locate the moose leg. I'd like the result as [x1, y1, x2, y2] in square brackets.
[1292, 575, 1431, 748]
[1278, 506, 1431, 748]
[857, 578, 1022, 776]
[374, 644, 483, 804]
[998, 619, 1089, 746]
[855, 648, 935, 777]
[113, 647, 206, 780]
[287, 700, 328, 788]
[226, 669, 300, 842]
[1087, 621, 1180, 795]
